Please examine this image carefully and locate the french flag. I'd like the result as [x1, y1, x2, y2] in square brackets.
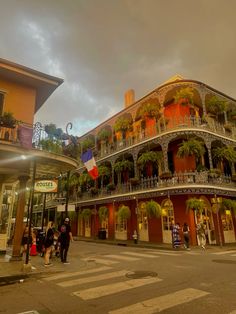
[81, 149, 99, 180]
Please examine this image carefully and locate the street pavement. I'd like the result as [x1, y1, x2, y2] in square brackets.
[0, 238, 236, 280]
[0, 240, 236, 314]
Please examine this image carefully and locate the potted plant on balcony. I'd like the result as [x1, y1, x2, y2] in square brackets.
[212, 146, 236, 174]
[106, 183, 116, 191]
[81, 135, 95, 151]
[137, 151, 163, 177]
[97, 128, 112, 143]
[177, 137, 206, 169]
[174, 87, 194, 106]
[98, 165, 111, 189]
[145, 200, 162, 218]
[0, 112, 16, 128]
[114, 113, 133, 140]
[206, 96, 226, 117]
[129, 177, 140, 186]
[114, 159, 133, 185]
[208, 168, 221, 178]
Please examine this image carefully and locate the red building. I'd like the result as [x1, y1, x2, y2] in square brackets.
[74, 75, 236, 247]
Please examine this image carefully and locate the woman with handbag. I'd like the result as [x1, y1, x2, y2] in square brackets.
[44, 221, 54, 266]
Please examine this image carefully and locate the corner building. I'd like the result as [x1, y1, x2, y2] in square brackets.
[75, 75, 236, 246]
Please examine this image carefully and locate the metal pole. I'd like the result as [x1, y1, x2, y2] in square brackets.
[25, 160, 36, 265]
[41, 192, 46, 231]
[65, 170, 71, 215]
[215, 194, 223, 248]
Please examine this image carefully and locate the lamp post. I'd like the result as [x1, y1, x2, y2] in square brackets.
[211, 194, 223, 248]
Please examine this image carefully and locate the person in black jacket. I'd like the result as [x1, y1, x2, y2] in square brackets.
[59, 217, 73, 264]
[44, 221, 54, 266]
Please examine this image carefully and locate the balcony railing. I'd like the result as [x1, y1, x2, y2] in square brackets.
[0, 122, 33, 148]
[74, 171, 235, 202]
[94, 116, 236, 161]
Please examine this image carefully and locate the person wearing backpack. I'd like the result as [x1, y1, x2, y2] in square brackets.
[182, 222, 190, 250]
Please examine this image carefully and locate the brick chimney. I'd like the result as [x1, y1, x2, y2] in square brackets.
[124, 89, 135, 108]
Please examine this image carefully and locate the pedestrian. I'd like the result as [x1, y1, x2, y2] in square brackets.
[132, 230, 138, 244]
[196, 221, 206, 249]
[44, 221, 54, 266]
[182, 222, 190, 250]
[172, 222, 181, 249]
[30, 230, 37, 256]
[59, 217, 73, 264]
[21, 225, 33, 258]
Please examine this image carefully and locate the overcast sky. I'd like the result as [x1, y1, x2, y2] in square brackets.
[0, 0, 236, 136]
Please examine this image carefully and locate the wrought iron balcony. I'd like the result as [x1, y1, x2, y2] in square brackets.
[74, 171, 236, 203]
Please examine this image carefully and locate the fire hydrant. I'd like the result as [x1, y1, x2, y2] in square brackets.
[132, 230, 138, 244]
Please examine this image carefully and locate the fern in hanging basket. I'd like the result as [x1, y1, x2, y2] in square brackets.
[145, 200, 162, 218]
[186, 198, 204, 213]
[117, 205, 131, 221]
[81, 208, 92, 220]
[221, 198, 236, 215]
[98, 206, 109, 221]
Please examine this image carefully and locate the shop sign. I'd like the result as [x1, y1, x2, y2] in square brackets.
[34, 180, 58, 193]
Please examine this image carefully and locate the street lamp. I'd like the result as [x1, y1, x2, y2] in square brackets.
[211, 194, 223, 248]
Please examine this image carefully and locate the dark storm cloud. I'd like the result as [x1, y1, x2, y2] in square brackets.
[0, 0, 236, 135]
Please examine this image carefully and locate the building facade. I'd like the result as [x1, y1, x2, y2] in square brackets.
[0, 58, 78, 257]
[74, 75, 236, 246]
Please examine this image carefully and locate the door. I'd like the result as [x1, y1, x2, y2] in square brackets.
[161, 199, 174, 244]
[195, 208, 216, 245]
[221, 210, 235, 243]
[138, 210, 149, 242]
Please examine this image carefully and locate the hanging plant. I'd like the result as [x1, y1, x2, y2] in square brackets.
[114, 114, 133, 139]
[81, 135, 95, 151]
[145, 200, 162, 218]
[174, 87, 194, 105]
[106, 183, 116, 191]
[39, 139, 63, 154]
[97, 128, 112, 142]
[135, 103, 161, 120]
[117, 205, 131, 221]
[220, 199, 236, 215]
[208, 168, 221, 178]
[206, 96, 226, 116]
[81, 208, 92, 221]
[186, 198, 205, 213]
[98, 206, 109, 221]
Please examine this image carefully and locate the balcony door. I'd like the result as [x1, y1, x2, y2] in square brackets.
[161, 199, 174, 244]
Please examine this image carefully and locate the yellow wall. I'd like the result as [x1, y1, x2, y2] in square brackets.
[0, 79, 36, 125]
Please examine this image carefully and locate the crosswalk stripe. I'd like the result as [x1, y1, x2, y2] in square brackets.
[121, 252, 159, 258]
[103, 254, 140, 261]
[43, 266, 112, 281]
[58, 270, 128, 287]
[109, 288, 210, 314]
[145, 250, 181, 256]
[81, 258, 119, 265]
[211, 250, 236, 255]
[73, 277, 162, 300]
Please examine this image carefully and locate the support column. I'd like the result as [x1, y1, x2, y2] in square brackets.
[160, 142, 169, 172]
[132, 150, 138, 178]
[199, 85, 207, 117]
[205, 139, 213, 170]
[11, 174, 29, 260]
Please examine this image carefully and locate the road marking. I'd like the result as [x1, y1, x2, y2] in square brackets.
[73, 277, 162, 300]
[211, 250, 236, 255]
[43, 266, 112, 281]
[82, 257, 120, 265]
[17, 311, 40, 314]
[58, 270, 127, 287]
[121, 252, 159, 258]
[104, 254, 140, 261]
[146, 250, 181, 256]
[230, 254, 236, 257]
[185, 251, 201, 255]
[109, 288, 210, 314]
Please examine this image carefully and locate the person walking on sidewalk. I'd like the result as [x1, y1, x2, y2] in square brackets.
[196, 221, 206, 249]
[182, 222, 190, 250]
[44, 221, 54, 266]
[59, 217, 73, 264]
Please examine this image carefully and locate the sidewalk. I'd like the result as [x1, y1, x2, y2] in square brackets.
[0, 238, 235, 283]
